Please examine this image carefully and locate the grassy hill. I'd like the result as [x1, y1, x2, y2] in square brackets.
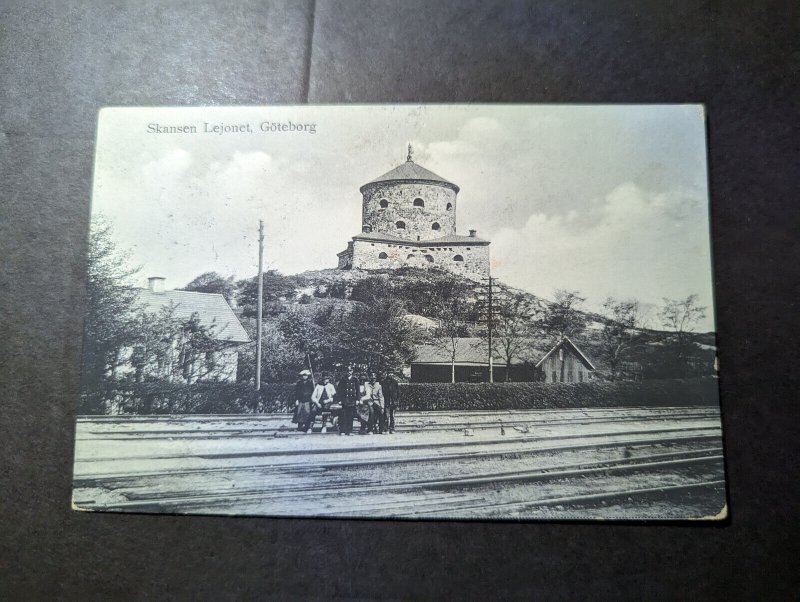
[229, 266, 716, 382]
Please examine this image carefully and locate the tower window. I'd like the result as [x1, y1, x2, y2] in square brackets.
[446, 202, 453, 210]
[424, 254, 434, 263]
[378, 252, 388, 259]
[407, 254, 414, 260]
[413, 198, 425, 208]
[379, 199, 389, 209]
[453, 254, 464, 262]
[395, 221, 405, 230]
[431, 222, 440, 231]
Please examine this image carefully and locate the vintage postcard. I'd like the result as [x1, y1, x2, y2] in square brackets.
[72, 105, 726, 520]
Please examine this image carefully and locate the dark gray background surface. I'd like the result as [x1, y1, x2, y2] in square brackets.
[1, 1, 797, 598]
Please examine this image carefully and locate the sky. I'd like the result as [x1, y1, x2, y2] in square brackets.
[92, 105, 716, 331]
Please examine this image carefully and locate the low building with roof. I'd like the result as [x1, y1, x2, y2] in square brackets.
[122, 277, 250, 383]
[337, 145, 490, 280]
[410, 336, 595, 383]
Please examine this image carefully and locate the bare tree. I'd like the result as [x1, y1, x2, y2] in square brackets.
[540, 290, 587, 383]
[541, 289, 587, 341]
[599, 297, 642, 381]
[492, 290, 538, 381]
[658, 294, 707, 376]
[428, 275, 472, 383]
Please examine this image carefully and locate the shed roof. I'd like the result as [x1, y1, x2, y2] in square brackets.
[414, 338, 507, 365]
[136, 289, 250, 343]
[361, 159, 459, 193]
[412, 336, 595, 369]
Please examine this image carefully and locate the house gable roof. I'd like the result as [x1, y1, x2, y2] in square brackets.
[136, 289, 250, 343]
[534, 336, 596, 370]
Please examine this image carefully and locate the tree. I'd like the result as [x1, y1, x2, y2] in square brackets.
[599, 297, 642, 381]
[540, 289, 587, 342]
[129, 303, 181, 383]
[492, 290, 538, 381]
[237, 270, 298, 316]
[172, 312, 228, 384]
[658, 294, 707, 377]
[428, 275, 473, 383]
[540, 289, 587, 383]
[79, 216, 142, 413]
[339, 279, 424, 375]
[182, 272, 237, 305]
[238, 320, 306, 384]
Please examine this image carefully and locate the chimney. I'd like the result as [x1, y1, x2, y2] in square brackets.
[469, 229, 477, 238]
[148, 276, 166, 293]
[363, 224, 373, 233]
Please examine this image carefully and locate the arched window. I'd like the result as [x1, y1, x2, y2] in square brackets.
[379, 199, 388, 209]
[407, 254, 415, 260]
[424, 254, 434, 263]
[453, 254, 464, 262]
[395, 221, 405, 230]
[413, 198, 425, 208]
[378, 252, 388, 259]
[446, 202, 453, 211]
[431, 222, 440, 231]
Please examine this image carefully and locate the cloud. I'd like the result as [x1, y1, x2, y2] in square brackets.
[91, 106, 714, 328]
[490, 182, 715, 329]
[142, 148, 192, 178]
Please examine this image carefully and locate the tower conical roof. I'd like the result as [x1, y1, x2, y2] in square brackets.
[360, 153, 459, 193]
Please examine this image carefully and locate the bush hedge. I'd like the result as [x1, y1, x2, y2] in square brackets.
[84, 380, 297, 415]
[82, 377, 719, 415]
[396, 378, 719, 411]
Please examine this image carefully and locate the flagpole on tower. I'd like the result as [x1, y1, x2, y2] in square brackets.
[255, 219, 264, 391]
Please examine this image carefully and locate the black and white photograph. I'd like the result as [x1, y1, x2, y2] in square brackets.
[72, 104, 726, 520]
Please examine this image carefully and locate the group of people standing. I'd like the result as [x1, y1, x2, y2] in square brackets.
[293, 366, 399, 436]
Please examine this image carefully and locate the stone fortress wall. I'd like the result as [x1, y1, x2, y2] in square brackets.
[338, 148, 491, 281]
[351, 238, 490, 280]
[361, 181, 457, 241]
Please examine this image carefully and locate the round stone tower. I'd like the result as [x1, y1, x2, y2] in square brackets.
[359, 145, 459, 242]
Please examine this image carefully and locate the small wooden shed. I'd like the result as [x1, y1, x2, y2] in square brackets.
[535, 336, 596, 383]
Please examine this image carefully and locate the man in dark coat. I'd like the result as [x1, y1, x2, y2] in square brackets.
[336, 366, 360, 436]
[383, 373, 400, 434]
[294, 369, 316, 433]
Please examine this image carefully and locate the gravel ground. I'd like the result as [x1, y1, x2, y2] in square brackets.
[73, 406, 726, 520]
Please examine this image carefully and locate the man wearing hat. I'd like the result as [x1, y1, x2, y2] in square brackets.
[294, 369, 316, 433]
[311, 374, 337, 433]
[336, 366, 360, 436]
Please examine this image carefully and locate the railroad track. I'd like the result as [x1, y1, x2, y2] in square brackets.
[73, 407, 726, 518]
[76, 408, 719, 440]
[75, 431, 721, 482]
[79, 447, 724, 518]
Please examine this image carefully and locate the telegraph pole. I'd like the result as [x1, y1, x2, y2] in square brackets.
[487, 275, 494, 383]
[475, 274, 501, 383]
[255, 220, 264, 391]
